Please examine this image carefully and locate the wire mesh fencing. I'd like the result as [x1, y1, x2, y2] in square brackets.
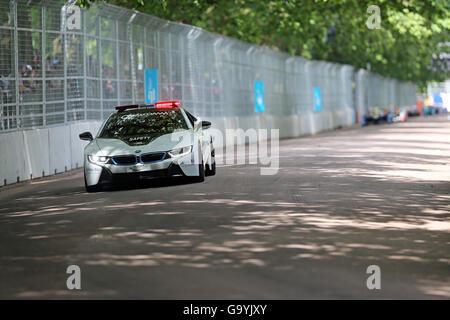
[0, 0, 416, 132]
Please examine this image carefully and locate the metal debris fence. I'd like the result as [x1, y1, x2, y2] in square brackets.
[0, 0, 416, 132]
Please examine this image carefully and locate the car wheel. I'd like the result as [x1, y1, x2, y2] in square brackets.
[84, 174, 102, 192]
[205, 148, 216, 176]
[193, 161, 205, 183]
[205, 160, 216, 176]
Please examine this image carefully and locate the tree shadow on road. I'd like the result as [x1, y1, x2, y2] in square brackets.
[0, 117, 449, 299]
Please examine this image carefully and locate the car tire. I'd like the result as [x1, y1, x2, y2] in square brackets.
[84, 174, 102, 192]
[205, 160, 216, 176]
[193, 161, 205, 183]
[205, 148, 216, 176]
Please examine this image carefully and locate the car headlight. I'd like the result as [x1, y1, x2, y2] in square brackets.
[168, 146, 192, 158]
[88, 155, 110, 164]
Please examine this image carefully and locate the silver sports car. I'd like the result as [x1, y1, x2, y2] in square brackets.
[79, 101, 216, 192]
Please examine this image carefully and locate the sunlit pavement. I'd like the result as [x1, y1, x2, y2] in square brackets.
[0, 115, 449, 299]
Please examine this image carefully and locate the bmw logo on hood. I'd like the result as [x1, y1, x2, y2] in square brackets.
[135, 150, 141, 153]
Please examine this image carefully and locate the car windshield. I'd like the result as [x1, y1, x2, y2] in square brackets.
[98, 109, 189, 139]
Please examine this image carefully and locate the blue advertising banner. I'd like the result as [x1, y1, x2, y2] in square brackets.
[254, 81, 265, 112]
[145, 69, 158, 104]
[433, 92, 443, 106]
[314, 87, 322, 112]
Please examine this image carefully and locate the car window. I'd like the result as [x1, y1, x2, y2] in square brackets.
[98, 109, 189, 139]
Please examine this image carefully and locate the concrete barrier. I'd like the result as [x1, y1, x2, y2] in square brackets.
[23, 128, 50, 179]
[0, 130, 28, 184]
[49, 125, 72, 174]
[0, 122, 100, 186]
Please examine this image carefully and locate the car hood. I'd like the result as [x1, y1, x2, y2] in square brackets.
[94, 130, 193, 156]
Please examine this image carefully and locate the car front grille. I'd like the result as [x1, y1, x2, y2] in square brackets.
[111, 155, 137, 165]
[111, 152, 167, 165]
[140, 152, 166, 164]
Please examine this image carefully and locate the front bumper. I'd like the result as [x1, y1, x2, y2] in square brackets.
[84, 152, 200, 187]
[96, 163, 185, 186]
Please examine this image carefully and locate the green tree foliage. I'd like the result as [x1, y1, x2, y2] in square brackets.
[79, 0, 449, 88]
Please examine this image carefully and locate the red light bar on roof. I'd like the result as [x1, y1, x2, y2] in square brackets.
[153, 101, 181, 108]
[115, 101, 180, 112]
[115, 104, 139, 111]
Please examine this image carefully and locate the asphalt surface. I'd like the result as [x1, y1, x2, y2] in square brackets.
[0, 115, 449, 299]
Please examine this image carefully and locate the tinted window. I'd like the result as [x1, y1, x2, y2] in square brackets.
[99, 109, 189, 139]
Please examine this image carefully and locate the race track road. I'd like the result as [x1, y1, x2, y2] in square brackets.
[0, 115, 449, 299]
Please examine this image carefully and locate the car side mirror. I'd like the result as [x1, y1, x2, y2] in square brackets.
[79, 131, 93, 141]
[201, 120, 211, 130]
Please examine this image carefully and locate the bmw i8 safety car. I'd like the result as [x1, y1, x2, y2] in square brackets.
[79, 101, 216, 192]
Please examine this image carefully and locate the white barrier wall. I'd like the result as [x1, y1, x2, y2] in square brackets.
[208, 107, 354, 147]
[0, 122, 102, 186]
[0, 107, 354, 186]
